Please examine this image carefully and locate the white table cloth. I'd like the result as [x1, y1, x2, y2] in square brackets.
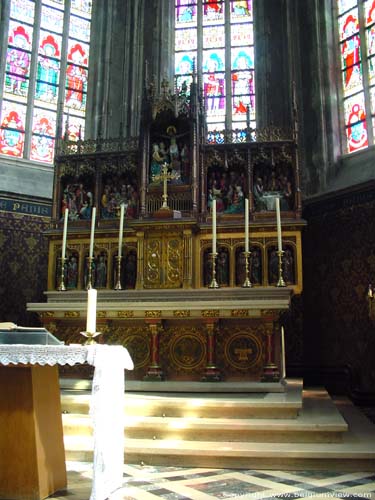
[0, 344, 134, 500]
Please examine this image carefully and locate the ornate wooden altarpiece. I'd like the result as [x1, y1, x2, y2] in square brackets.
[28, 75, 305, 384]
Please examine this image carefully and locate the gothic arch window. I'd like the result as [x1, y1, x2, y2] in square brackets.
[337, 0, 375, 153]
[0, 0, 92, 164]
[174, 0, 255, 140]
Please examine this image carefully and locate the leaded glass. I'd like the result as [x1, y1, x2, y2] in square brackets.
[231, 47, 254, 70]
[207, 128, 225, 144]
[0, 101, 26, 157]
[203, 1, 224, 25]
[65, 64, 88, 111]
[369, 55, 375, 83]
[63, 114, 85, 141]
[5, 48, 31, 98]
[203, 49, 225, 71]
[8, 22, 33, 50]
[175, 75, 193, 94]
[230, 1, 252, 22]
[10, 0, 35, 24]
[337, 0, 357, 15]
[176, 1, 197, 26]
[203, 26, 225, 48]
[344, 93, 368, 152]
[365, 0, 375, 26]
[366, 26, 375, 56]
[36, 57, 60, 104]
[31, 108, 56, 163]
[39, 31, 62, 57]
[342, 61, 363, 96]
[43, 0, 64, 8]
[175, 52, 195, 75]
[71, 0, 92, 16]
[176, 28, 197, 51]
[231, 23, 253, 46]
[41, 6, 64, 33]
[339, 9, 359, 41]
[69, 15, 91, 43]
[370, 86, 375, 113]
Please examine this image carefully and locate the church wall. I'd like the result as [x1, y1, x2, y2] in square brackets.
[302, 181, 375, 403]
[0, 196, 50, 326]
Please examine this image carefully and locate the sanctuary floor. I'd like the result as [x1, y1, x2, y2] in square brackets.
[51, 462, 375, 499]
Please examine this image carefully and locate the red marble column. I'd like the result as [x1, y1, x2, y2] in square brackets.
[144, 319, 164, 380]
[201, 319, 221, 382]
[261, 321, 280, 382]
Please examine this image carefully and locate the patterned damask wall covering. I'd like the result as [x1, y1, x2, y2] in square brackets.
[303, 186, 375, 400]
[0, 211, 50, 326]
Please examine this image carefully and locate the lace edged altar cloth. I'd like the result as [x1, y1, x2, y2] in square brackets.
[0, 344, 134, 500]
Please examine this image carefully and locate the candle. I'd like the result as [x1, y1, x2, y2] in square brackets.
[89, 206, 96, 258]
[61, 208, 69, 260]
[118, 203, 125, 257]
[212, 198, 217, 254]
[281, 326, 286, 379]
[244, 198, 249, 252]
[86, 288, 97, 334]
[275, 197, 282, 252]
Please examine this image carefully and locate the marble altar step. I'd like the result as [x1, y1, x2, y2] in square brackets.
[60, 383, 375, 471]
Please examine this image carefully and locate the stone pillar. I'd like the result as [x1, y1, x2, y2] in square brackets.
[144, 319, 164, 380]
[201, 319, 221, 382]
[183, 229, 193, 288]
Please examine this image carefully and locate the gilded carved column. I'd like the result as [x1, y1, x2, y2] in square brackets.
[261, 319, 280, 382]
[201, 319, 221, 382]
[144, 319, 164, 381]
[183, 229, 193, 288]
[136, 231, 144, 289]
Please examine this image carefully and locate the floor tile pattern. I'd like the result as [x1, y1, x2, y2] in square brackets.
[50, 462, 375, 500]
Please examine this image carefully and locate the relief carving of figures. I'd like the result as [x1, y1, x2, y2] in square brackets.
[101, 174, 138, 219]
[207, 166, 247, 214]
[61, 180, 94, 220]
[252, 160, 294, 212]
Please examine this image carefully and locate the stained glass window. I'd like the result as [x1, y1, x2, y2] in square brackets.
[337, 0, 375, 152]
[0, 0, 92, 164]
[174, 0, 255, 141]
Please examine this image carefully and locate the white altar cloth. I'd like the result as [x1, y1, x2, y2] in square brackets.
[0, 344, 134, 500]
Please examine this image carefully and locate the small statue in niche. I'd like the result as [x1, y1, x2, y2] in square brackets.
[217, 248, 229, 286]
[66, 254, 78, 289]
[224, 184, 244, 213]
[235, 247, 246, 286]
[268, 247, 279, 284]
[95, 253, 107, 288]
[123, 251, 137, 289]
[282, 247, 295, 284]
[250, 246, 262, 285]
[253, 177, 267, 211]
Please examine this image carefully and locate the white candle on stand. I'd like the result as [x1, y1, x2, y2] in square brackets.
[244, 198, 249, 252]
[212, 198, 217, 254]
[86, 288, 97, 334]
[61, 208, 69, 260]
[118, 203, 125, 257]
[89, 206, 96, 259]
[275, 197, 282, 252]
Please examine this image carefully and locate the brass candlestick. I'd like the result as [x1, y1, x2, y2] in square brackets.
[242, 250, 252, 288]
[208, 252, 219, 288]
[57, 257, 66, 291]
[114, 255, 122, 290]
[80, 331, 102, 345]
[86, 256, 94, 290]
[276, 250, 286, 287]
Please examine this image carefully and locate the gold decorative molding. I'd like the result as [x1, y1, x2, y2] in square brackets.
[117, 311, 134, 318]
[173, 310, 190, 317]
[201, 310, 220, 317]
[39, 311, 54, 318]
[97, 311, 107, 318]
[145, 310, 162, 318]
[64, 311, 80, 318]
[231, 309, 249, 317]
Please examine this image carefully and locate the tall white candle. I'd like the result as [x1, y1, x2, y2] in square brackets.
[212, 198, 217, 254]
[61, 208, 69, 260]
[281, 326, 286, 379]
[86, 288, 97, 334]
[118, 203, 125, 257]
[89, 206, 96, 259]
[275, 197, 282, 252]
[244, 198, 249, 252]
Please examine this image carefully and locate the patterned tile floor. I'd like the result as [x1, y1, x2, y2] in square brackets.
[50, 462, 375, 499]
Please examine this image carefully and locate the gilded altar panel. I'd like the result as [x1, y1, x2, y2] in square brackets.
[144, 234, 183, 288]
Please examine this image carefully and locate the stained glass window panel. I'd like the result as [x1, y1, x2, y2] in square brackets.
[231, 23, 253, 46]
[231, 47, 254, 70]
[337, 0, 357, 15]
[366, 26, 375, 56]
[65, 64, 88, 112]
[43, 0, 64, 8]
[370, 86, 375, 113]
[175, 52, 195, 74]
[203, 49, 225, 71]
[339, 9, 359, 41]
[175, 75, 193, 94]
[69, 15, 91, 43]
[342, 61, 363, 96]
[344, 93, 368, 152]
[365, 0, 375, 26]
[5, 48, 31, 98]
[39, 32, 62, 57]
[63, 114, 85, 141]
[10, 0, 35, 24]
[230, 0, 253, 22]
[176, 1, 197, 26]
[41, 6, 64, 33]
[67, 40, 89, 66]
[8, 22, 33, 50]
[71, 0, 92, 17]
[369, 56, 375, 83]
[203, 72, 225, 104]
[0, 101, 27, 157]
[203, 1, 224, 25]
[203, 26, 225, 48]
[31, 108, 56, 163]
[36, 57, 60, 105]
[175, 28, 197, 51]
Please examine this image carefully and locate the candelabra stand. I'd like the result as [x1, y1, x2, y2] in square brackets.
[276, 250, 286, 287]
[57, 257, 66, 291]
[208, 252, 219, 289]
[114, 255, 122, 290]
[242, 250, 252, 288]
[86, 256, 94, 290]
[80, 331, 102, 345]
